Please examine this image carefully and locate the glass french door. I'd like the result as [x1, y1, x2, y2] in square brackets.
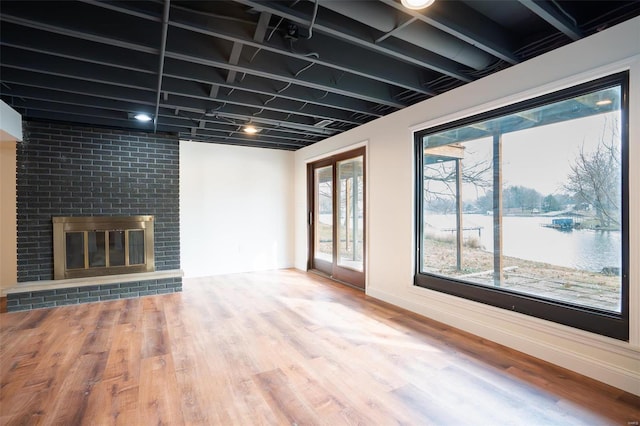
[308, 148, 365, 289]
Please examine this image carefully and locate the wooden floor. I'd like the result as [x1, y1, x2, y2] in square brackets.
[1, 270, 638, 425]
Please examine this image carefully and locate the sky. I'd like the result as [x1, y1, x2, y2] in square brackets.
[458, 111, 620, 200]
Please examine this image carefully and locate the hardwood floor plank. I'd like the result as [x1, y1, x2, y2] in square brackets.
[163, 299, 209, 424]
[1, 329, 50, 383]
[6, 308, 52, 332]
[392, 382, 467, 425]
[79, 309, 119, 356]
[47, 351, 109, 425]
[141, 306, 169, 360]
[117, 298, 141, 325]
[85, 380, 140, 425]
[223, 376, 281, 425]
[93, 321, 143, 424]
[0, 388, 50, 425]
[254, 368, 320, 425]
[307, 356, 416, 425]
[1, 312, 86, 419]
[138, 354, 184, 426]
[102, 323, 142, 383]
[1, 269, 638, 425]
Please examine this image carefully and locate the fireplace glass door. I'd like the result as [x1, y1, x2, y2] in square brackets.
[53, 216, 155, 279]
[65, 232, 84, 269]
[129, 230, 145, 265]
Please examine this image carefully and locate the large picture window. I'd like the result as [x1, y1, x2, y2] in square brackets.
[414, 73, 629, 340]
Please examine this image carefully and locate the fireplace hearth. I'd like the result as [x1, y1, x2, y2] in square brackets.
[53, 216, 155, 280]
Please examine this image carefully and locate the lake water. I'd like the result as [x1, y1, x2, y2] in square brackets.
[426, 214, 621, 272]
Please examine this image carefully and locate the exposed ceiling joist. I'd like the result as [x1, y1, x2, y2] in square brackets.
[378, 0, 520, 64]
[234, 0, 474, 82]
[1, 0, 636, 150]
[226, 41, 243, 84]
[518, 0, 582, 41]
[153, 0, 171, 132]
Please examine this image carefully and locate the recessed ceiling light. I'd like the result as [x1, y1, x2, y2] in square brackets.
[244, 125, 259, 134]
[595, 99, 612, 106]
[401, 0, 435, 10]
[134, 113, 153, 122]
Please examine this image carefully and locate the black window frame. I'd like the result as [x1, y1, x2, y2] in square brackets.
[414, 72, 629, 341]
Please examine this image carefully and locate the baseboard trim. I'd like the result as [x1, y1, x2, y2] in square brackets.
[367, 286, 640, 397]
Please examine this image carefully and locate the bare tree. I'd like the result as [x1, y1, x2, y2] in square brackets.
[564, 119, 621, 228]
[423, 158, 492, 212]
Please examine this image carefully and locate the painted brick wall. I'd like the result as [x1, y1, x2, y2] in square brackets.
[6, 278, 182, 311]
[14, 121, 181, 309]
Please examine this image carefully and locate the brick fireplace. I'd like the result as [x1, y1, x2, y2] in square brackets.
[5, 120, 182, 311]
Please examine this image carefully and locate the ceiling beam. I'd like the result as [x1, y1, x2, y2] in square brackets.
[161, 79, 368, 126]
[165, 49, 407, 108]
[375, 17, 418, 43]
[165, 14, 434, 98]
[162, 120, 321, 149]
[230, 0, 473, 83]
[157, 112, 322, 143]
[0, 23, 159, 74]
[226, 41, 243, 84]
[154, 0, 171, 132]
[59, 0, 438, 98]
[1, 32, 381, 119]
[162, 60, 384, 117]
[209, 84, 220, 98]
[89, 0, 462, 90]
[11, 108, 159, 131]
[0, 46, 156, 91]
[1, 13, 408, 109]
[0, 70, 341, 137]
[518, 0, 582, 41]
[5, 93, 323, 149]
[78, 0, 163, 22]
[1, 68, 156, 106]
[1, 55, 373, 126]
[40, 0, 440, 100]
[254, 11, 271, 42]
[2, 82, 155, 115]
[0, 14, 159, 55]
[378, 0, 519, 65]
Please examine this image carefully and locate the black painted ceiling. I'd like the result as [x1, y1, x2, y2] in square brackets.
[1, 0, 638, 150]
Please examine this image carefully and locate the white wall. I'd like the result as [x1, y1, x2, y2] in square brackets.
[294, 18, 640, 396]
[0, 100, 22, 142]
[0, 101, 21, 290]
[180, 141, 294, 277]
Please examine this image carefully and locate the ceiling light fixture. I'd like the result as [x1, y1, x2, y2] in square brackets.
[244, 125, 259, 134]
[134, 113, 153, 122]
[400, 0, 435, 10]
[595, 99, 612, 106]
[314, 119, 334, 128]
